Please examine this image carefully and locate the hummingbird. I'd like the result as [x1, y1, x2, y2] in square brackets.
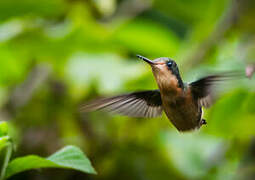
[82, 55, 242, 132]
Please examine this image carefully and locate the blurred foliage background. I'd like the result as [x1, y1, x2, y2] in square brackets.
[0, 0, 254, 179]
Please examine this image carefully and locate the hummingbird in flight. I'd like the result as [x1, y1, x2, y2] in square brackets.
[82, 55, 242, 132]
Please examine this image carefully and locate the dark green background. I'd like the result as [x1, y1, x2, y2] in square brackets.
[0, 0, 254, 179]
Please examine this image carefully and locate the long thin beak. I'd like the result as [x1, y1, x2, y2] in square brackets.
[136, 55, 156, 65]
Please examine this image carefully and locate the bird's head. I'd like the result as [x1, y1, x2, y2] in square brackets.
[137, 55, 184, 90]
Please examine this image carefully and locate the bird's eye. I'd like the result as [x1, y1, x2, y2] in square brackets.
[167, 61, 173, 68]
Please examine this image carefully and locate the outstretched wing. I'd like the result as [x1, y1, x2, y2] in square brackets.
[81, 90, 163, 118]
[189, 72, 243, 108]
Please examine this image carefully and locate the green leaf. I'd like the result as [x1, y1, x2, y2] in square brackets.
[5, 145, 96, 179]
[47, 145, 96, 174]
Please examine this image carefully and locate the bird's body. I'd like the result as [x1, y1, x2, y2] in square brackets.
[149, 58, 202, 131]
[161, 85, 202, 131]
[82, 55, 241, 132]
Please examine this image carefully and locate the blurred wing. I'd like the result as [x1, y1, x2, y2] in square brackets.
[189, 72, 243, 108]
[81, 90, 163, 118]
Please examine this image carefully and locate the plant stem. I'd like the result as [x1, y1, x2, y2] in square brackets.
[0, 144, 12, 180]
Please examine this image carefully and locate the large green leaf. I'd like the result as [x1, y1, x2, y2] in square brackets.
[5, 145, 96, 179]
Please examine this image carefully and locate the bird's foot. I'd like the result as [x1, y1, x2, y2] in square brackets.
[200, 119, 207, 125]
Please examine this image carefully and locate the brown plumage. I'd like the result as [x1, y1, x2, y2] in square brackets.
[81, 55, 243, 132]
